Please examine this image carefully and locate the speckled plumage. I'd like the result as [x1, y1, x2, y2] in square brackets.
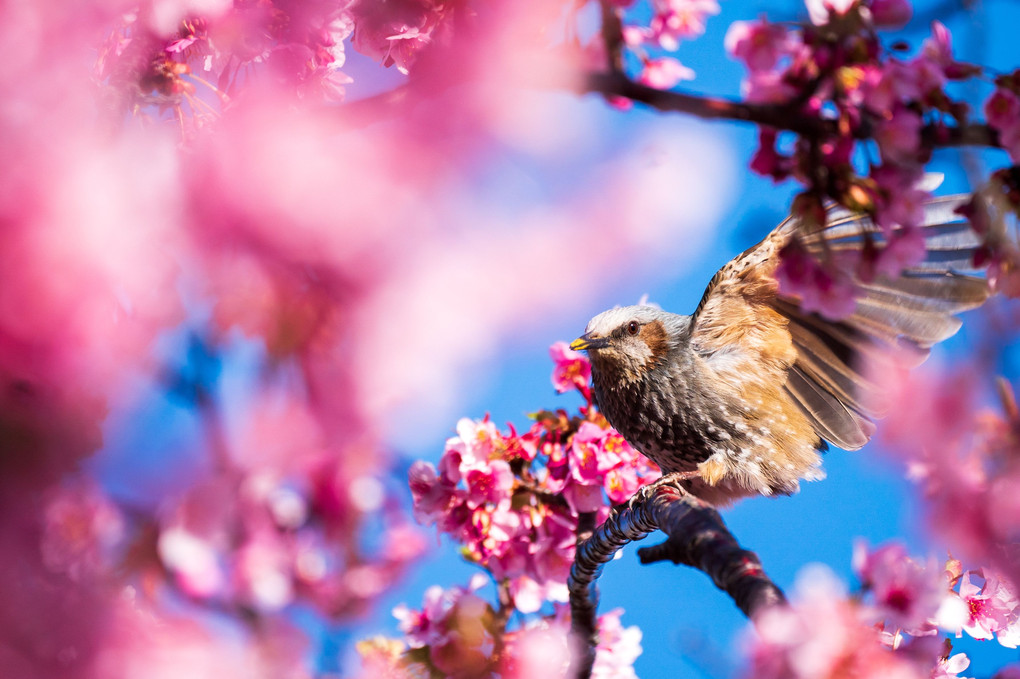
[572, 197, 990, 505]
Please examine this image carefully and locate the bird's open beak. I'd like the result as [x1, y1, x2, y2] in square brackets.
[570, 333, 609, 351]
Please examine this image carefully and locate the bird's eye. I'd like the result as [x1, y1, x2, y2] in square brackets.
[627, 321, 640, 336]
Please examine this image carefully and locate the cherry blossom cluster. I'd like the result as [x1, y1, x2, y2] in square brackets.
[40, 438, 425, 622]
[750, 539, 1020, 677]
[409, 343, 659, 614]
[728, 7, 975, 244]
[723, 1, 1020, 314]
[961, 172, 1020, 296]
[878, 371, 1020, 589]
[361, 579, 641, 678]
[95, 0, 455, 128]
[390, 344, 655, 674]
[853, 542, 1020, 648]
[744, 563, 972, 679]
[610, 0, 720, 89]
[569, 0, 1020, 317]
[745, 542, 1020, 679]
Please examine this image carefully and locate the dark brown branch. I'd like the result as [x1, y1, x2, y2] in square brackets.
[567, 484, 786, 679]
[334, 63, 1000, 152]
[577, 71, 833, 136]
[598, 0, 624, 74]
[576, 70, 1001, 150]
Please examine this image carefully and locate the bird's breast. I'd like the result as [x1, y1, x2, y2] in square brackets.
[592, 360, 825, 499]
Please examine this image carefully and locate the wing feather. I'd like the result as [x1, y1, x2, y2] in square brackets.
[687, 194, 989, 451]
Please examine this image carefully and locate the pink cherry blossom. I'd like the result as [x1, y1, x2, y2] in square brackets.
[570, 422, 610, 485]
[592, 608, 644, 679]
[861, 61, 923, 113]
[464, 459, 515, 509]
[40, 479, 124, 581]
[853, 541, 949, 633]
[503, 621, 572, 679]
[529, 506, 577, 585]
[637, 57, 695, 89]
[393, 580, 495, 676]
[985, 88, 1020, 131]
[775, 239, 858, 320]
[921, 21, 953, 68]
[648, 0, 720, 50]
[408, 460, 461, 524]
[875, 107, 923, 165]
[349, 0, 450, 75]
[871, 164, 930, 231]
[930, 653, 972, 679]
[725, 19, 794, 73]
[874, 228, 927, 278]
[869, 0, 912, 28]
[745, 565, 927, 679]
[750, 128, 792, 180]
[549, 341, 592, 395]
[806, 0, 859, 26]
[955, 570, 1020, 644]
[985, 89, 1020, 163]
[743, 69, 799, 104]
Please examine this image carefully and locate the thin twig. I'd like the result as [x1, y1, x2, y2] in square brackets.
[567, 484, 786, 679]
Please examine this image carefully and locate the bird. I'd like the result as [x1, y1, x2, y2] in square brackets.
[570, 196, 990, 506]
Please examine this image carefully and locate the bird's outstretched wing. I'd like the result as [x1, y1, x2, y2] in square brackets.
[687, 196, 989, 451]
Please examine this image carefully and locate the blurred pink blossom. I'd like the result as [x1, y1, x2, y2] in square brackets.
[393, 579, 495, 676]
[985, 88, 1020, 163]
[41, 479, 124, 581]
[647, 0, 720, 50]
[930, 653, 972, 679]
[592, 608, 643, 679]
[874, 229, 927, 278]
[503, 619, 572, 679]
[775, 239, 858, 320]
[725, 19, 794, 72]
[550, 341, 592, 395]
[871, 164, 930, 231]
[745, 565, 928, 679]
[743, 69, 799, 104]
[869, 0, 912, 28]
[805, 0, 858, 26]
[750, 128, 792, 180]
[853, 541, 951, 634]
[637, 57, 695, 89]
[875, 108, 923, 165]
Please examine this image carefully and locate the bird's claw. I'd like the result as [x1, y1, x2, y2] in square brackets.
[625, 471, 699, 512]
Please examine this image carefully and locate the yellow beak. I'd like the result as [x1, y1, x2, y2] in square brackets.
[570, 333, 608, 351]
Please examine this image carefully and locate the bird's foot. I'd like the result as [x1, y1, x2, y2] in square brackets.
[626, 470, 699, 512]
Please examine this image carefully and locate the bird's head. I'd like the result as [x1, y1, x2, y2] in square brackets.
[570, 305, 681, 384]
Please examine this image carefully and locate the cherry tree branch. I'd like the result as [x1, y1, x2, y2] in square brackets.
[576, 70, 1000, 149]
[339, 68, 1000, 152]
[568, 484, 786, 679]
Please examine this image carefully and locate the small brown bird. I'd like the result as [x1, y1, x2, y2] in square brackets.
[570, 197, 989, 505]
